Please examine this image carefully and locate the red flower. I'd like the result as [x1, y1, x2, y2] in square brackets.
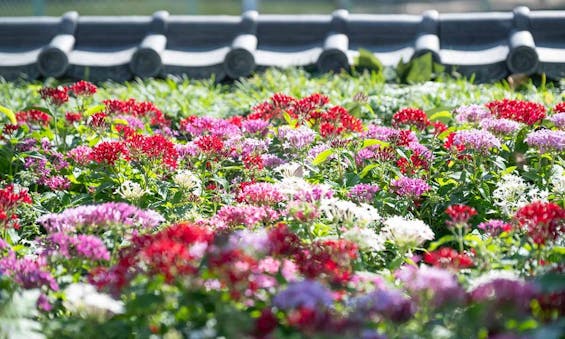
[88, 112, 107, 128]
[0, 184, 32, 230]
[65, 112, 82, 123]
[515, 201, 565, 245]
[68, 80, 97, 96]
[248, 93, 296, 121]
[296, 239, 357, 285]
[424, 247, 474, 269]
[195, 135, 224, 153]
[553, 102, 565, 113]
[15, 110, 50, 126]
[253, 308, 278, 338]
[268, 223, 302, 257]
[486, 99, 546, 125]
[433, 121, 448, 136]
[102, 98, 170, 127]
[2, 124, 19, 136]
[39, 87, 69, 106]
[392, 108, 430, 130]
[89, 141, 129, 166]
[125, 133, 179, 169]
[243, 154, 264, 170]
[445, 204, 477, 226]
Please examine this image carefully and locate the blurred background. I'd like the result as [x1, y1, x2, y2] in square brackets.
[0, 0, 564, 16]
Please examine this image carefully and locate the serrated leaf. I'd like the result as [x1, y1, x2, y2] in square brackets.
[312, 149, 334, 166]
[0, 105, 17, 124]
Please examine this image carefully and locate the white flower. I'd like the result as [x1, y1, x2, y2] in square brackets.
[381, 216, 434, 248]
[63, 283, 124, 320]
[115, 180, 147, 200]
[275, 177, 310, 196]
[342, 227, 385, 251]
[551, 165, 565, 194]
[173, 170, 202, 195]
[320, 198, 381, 227]
[493, 173, 549, 215]
[275, 162, 309, 178]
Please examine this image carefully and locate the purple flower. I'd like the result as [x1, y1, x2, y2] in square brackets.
[350, 287, 415, 323]
[37, 202, 164, 233]
[391, 177, 430, 197]
[479, 118, 523, 135]
[182, 116, 241, 138]
[469, 278, 536, 312]
[0, 253, 58, 290]
[273, 280, 333, 310]
[261, 154, 286, 168]
[37, 293, 52, 311]
[175, 142, 199, 159]
[277, 125, 316, 150]
[239, 137, 269, 157]
[454, 104, 492, 123]
[407, 142, 433, 161]
[17, 138, 37, 152]
[214, 204, 279, 228]
[242, 119, 270, 136]
[74, 235, 111, 261]
[227, 229, 270, 255]
[117, 115, 145, 130]
[477, 219, 512, 236]
[525, 129, 565, 153]
[43, 175, 71, 191]
[548, 112, 565, 129]
[349, 184, 380, 203]
[40, 232, 110, 261]
[67, 146, 92, 165]
[453, 129, 501, 152]
[24, 157, 49, 179]
[395, 265, 464, 307]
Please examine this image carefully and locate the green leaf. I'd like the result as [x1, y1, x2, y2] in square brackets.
[428, 235, 456, 251]
[84, 104, 106, 116]
[312, 149, 334, 166]
[355, 49, 384, 73]
[359, 163, 378, 178]
[361, 139, 390, 149]
[0, 105, 17, 124]
[405, 53, 433, 84]
[282, 111, 299, 127]
[429, 111, 452, 123]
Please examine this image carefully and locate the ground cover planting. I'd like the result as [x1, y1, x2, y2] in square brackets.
[0, 70, 563, 338]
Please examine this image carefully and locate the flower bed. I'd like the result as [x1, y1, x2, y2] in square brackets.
[0, 79, 563, 338]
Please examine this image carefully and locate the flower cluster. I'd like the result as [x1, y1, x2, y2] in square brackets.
[0, 85, 563, 338]
[486, 99, 546, 125]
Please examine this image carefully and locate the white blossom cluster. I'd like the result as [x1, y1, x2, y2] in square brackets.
[381, 216, 435, 248]
[173, 170, 202, 195]
[115, 180, 147, 200]
[493, 174, 549, 216]
[63, 283, 124, 320]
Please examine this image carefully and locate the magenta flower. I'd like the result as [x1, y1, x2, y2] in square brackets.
[453, 129, 501, 152]
[391, 177, 430, 198]
[525, 129, 565, 153]
[38, 202, 164, 233]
